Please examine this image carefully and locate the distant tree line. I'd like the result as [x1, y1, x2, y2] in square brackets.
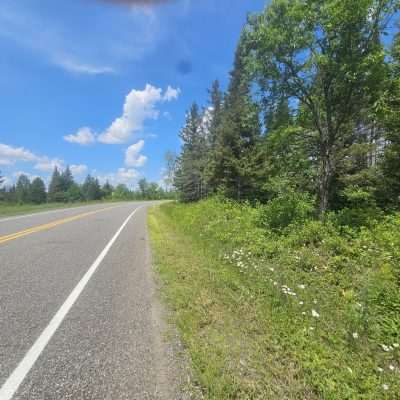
[0, 167, 173, 205]
[173, 0, 400, 217]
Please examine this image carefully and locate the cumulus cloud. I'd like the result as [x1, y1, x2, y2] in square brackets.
[93, 84, 179, 144]
[0, 143, 40, 164]
[96, 168, 140, 188]
[64, 127, 96, 145]
[70, 164, 88, 176]
[34, 158, 64, 172]
[125, 140, 147, 167]
[67, 85, 179, 146]
[163, 86, 181, 101]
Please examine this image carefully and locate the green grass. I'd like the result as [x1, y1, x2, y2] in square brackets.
[148, 198, 400, 399]
[0, 201, 109, 218]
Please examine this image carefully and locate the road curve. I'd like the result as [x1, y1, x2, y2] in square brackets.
[0, 202, 181, 400]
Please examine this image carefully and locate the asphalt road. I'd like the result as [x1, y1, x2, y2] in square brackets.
[0, 202, 182, 400]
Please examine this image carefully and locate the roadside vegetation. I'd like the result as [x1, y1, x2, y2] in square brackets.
[0, 166, 175, 217]
[150, 199, 400, 399]
[150, 0, 400, 398]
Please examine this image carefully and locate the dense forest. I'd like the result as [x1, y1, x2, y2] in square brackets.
[174, 0, 400, 221]
[0, 166, 173, 204]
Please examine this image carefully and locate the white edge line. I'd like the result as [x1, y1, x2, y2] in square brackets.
[0, 206, 144, 400]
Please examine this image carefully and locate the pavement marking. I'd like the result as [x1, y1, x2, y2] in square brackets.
[0, 206, 143, 400]
[0, 206, 119, 245]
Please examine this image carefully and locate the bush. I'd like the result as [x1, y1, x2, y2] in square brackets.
[257, 190, 315, 232]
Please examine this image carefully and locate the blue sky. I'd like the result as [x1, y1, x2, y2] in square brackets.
[0, 0, 266, 188]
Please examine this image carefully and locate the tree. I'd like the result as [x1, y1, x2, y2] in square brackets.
[113, 184, 131, 200]
[48, 167, 65, 202]
[250, 0, 396, 214]
[30, 177, 47, 204]
[82, 175, 102, 201]
[102, 181, 114, 199]
[210, 32, 262, 200]
[60, 166, 74, 192]
[15, 174, 31, 204]
[164, 151, 177, 192]
[66, 183, 83, 202]
[174, 103, 208, 201]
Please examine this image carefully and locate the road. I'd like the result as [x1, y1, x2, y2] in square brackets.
[0, 202, 182, 400]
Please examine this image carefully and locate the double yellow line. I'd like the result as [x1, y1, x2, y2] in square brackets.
[0, 206, 117, 245]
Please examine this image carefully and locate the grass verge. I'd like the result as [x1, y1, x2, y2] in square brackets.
[0, 201, 113, 218]
[148, 200, 399, 400]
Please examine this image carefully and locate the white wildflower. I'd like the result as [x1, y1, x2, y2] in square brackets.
[309, 327, 315, 331]
[299, 301, 304, 305]
[298, 284, 306, 290]
[382, 384, 389, 391]
[389, 365, 395, 371]
[302, 312, 306, 316]
[311, 309, 320, 318]
[393, 343, 399, 348]
[269, 267, 274, 272]
[352, 332, 359, 339]
[377, 367, 384, 373]
[273, 281, 278, 286]
[381, 344, 390, 352]
[313, 299, 318, 304]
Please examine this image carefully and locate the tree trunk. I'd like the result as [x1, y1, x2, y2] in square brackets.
[319, 143, 333, 217]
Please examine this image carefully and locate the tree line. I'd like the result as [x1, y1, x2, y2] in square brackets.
[174, 0, 400, 217]
[0, 167, 173, 205]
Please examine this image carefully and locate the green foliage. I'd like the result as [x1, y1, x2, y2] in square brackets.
[15, 174, 31, 204]
[151, 198, 400, 399]
[258, 189, 315, 232]
[30, 177, 47, 204]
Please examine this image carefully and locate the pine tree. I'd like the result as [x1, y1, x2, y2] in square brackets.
[61, 166, 74, 192]
[210, 32, 262, 200]
[48, 167, 65, 202]
[174, 103, 207, 201]
[30, 177, 47, 204]
[15, 174, 31, 204]
[102, 181, 113, 199]
[82, 175, 102, 201]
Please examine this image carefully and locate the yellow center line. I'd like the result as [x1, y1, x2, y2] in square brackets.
[0, 206, 119, 245]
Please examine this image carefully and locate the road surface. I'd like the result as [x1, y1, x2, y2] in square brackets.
[0, 202, 182, 400]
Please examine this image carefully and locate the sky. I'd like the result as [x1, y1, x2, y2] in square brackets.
[0, 0, 266, 189]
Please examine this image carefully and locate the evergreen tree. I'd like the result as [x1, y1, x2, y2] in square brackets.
[66, 182, 83, 202]
[174, 103, 207, 201]
[60, 166, 74, 192]
[210, 32, 262, 200]
[30, 177, 47, 204]
[102, 181, 113, 199]
[48, 167, 65, 202]
[82, 175, 102, 201]
[15, 174, 31, 204]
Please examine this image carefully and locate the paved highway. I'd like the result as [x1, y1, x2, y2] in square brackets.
[0, 203, 181, 400]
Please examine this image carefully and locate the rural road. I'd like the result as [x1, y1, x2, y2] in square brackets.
[0, 202, 182, 400]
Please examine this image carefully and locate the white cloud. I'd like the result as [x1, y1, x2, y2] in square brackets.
[70, 164, 88, 176]
[163, 86, 181, 101]
[34, 158, 64, 172]
[64, 127, 96, 145]
[54, 56, 115, 75]
[96, 168, 140, 188]
[97, 84, 180, 144]
[0, 143, 40, 164]
[125, 140, 147, 167]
